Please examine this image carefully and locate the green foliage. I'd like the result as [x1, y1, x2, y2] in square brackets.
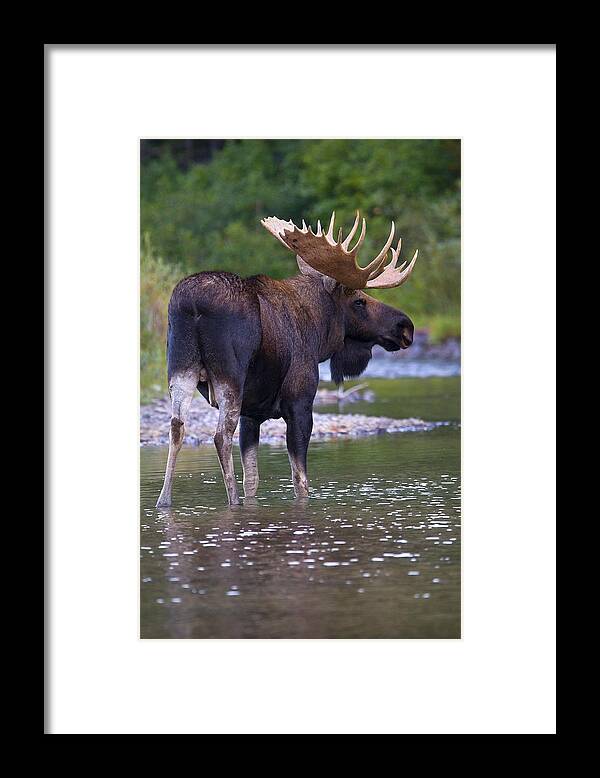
[140, 140, 461, 399]
[140, 234, 184, 402]
[426, 313, 462, 344]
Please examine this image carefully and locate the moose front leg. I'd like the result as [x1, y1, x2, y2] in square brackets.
[285, 403, 313, 498]
[239, 416, 261, 498]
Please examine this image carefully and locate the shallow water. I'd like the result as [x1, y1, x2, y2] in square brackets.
[140, 377, 460, 639]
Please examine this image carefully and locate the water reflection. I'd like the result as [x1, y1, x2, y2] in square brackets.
[141, 419, 461, 638]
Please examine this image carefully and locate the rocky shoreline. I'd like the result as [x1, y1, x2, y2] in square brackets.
[140, 393, 439, 447]
[389, 331, 460, 361]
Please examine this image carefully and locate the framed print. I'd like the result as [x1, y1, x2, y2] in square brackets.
[46, 44, 556, 735]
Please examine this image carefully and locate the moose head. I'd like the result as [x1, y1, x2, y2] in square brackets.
[261, 211, 417, 383]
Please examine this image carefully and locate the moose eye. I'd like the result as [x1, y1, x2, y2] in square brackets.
[353, 298, 367, 308]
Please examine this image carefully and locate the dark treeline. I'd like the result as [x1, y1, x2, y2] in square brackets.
[141, 139, 226, 170]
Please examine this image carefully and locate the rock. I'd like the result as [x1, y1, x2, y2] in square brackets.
[314, 383, 375, 406]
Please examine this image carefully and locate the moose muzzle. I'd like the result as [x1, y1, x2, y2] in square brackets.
[396, 316, 414, 349]
[382, 315, 414, 350]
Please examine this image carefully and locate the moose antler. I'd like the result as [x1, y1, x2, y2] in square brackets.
[366, 235, 419, 290]
[261, 211, 418, 290]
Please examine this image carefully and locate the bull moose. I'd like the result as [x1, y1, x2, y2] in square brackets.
[156, 211, 418, 507]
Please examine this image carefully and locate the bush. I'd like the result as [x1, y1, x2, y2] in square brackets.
[140, 233, 183, 402]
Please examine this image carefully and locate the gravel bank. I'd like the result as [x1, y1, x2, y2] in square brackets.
[140, 395, 438, 447]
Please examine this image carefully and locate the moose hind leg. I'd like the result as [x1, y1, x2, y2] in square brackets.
[285, 403, 313, 498]
[156, 368, 199, 508]
[213, 382, 243, 506]
[239, 416, 260, 498]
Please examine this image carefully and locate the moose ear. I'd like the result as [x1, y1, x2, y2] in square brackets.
[296, 255, 338, 294]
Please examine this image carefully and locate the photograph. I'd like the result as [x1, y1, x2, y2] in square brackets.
[139, 139, 461, 638]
